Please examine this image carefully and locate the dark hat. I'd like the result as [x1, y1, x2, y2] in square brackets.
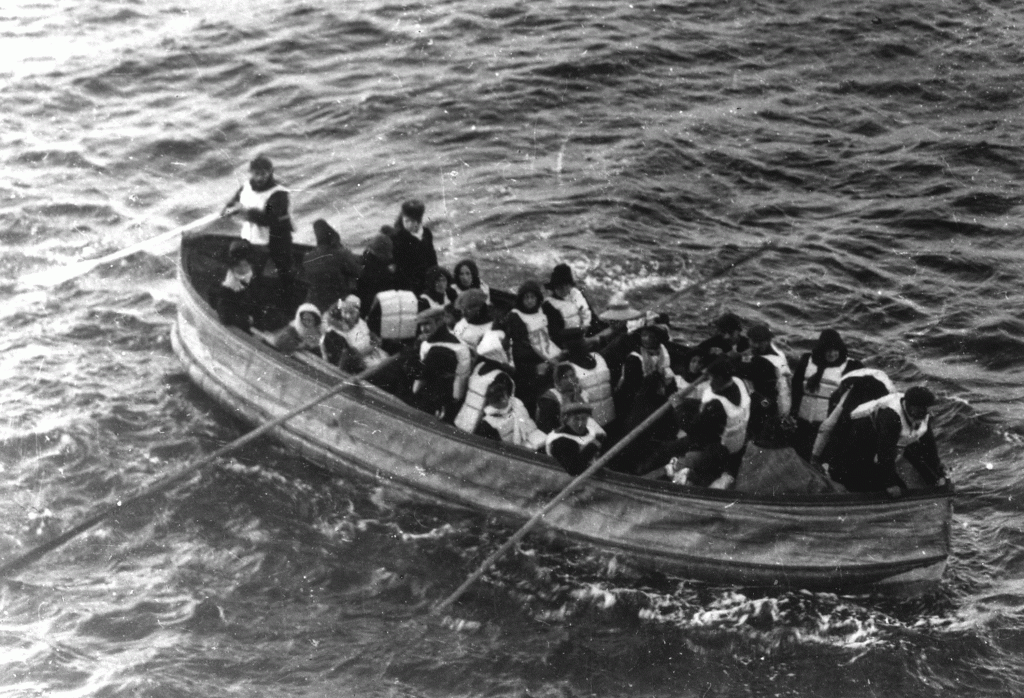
[400, 199, 426, 222]
[747, 323, 773, 342]
[904, 386, 936, 409]
[249, 154, 273, 171]
[227, 239, 253, 265]
[815, 328, 845, 351]
[545, 263, 576, 289]
[707, 356, 735, 378]
[312, 219, 341, 246]
[560, 401, 593, 418]
[366, 233, 394, 263]
[715, 312, 743, 334]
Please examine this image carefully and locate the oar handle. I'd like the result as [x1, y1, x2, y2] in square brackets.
[432, 374, 708, 614]
[0, 352, 400, 579]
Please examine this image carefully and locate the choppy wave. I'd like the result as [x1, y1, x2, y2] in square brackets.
[3, 0, 1024, 696]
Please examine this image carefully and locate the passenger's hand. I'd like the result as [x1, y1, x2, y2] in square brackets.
[886, 485, 903, 498]
[709, 473, 735, 490]
[221, 203, 241, 217]
[936, 477, 948, 487]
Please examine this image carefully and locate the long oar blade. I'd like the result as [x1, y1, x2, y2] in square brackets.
[19, 211, 224, 288]
[0, 353, 400, 578]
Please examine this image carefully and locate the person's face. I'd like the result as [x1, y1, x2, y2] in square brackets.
[402, 215, 421, 235]
[557, 371, 578, 393]
[458, 266, 474, 288]
[751, 339, 771, 354]
[825, 348, 841, 363]
[434, 276, 448, 294]
[300, 312, 320, 329]
[418, 318, 439, 339]
[250, 166, 272, 187]
[710, 374, 729, 391]
[230, 260, 252, 278]
[640, 330, 658, 352]
[341, 305, 359, 324]
[566, 413, 589, 434]
[522, 291, 539, 311]
[553, 283, 571, 300]
[906, 403, 928, 423]
[488, 389, 510, 410]
[688, 355, 704, 375]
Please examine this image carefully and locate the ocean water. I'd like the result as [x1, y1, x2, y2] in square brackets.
[2, 0, 1024, 695]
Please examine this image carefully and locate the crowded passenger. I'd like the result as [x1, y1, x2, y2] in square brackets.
[542, 263, 600, 346]
[560, 328, 616, 428]
[454, 329, 516, 433]
[452, 288, 493, 353]
[321, 295, 387, 371]
[473, 373, 547, 450]
[215, 239, 261, 334]
[736, 323, 793, 446]
[596, 297, 645, 387]
[390, 199, 438, 295]
[790, 329, 863, 460]
[505, 280, 562, 413]
[357, 229, 397, 316]
[411, 306, 472, 422]
[419, 266, 456, 312]
[301, 219, 362, 313]
[261, 302, 324, 355]
[696, 312, 749, 360]
[823, 386, 946, 495]
[615, 323, 677, 440]
[647, 399, 732, 488]
[535, 362, 584, 434]
[222, 155, 294, 293]
[691, 357, 750, 485]
[545, 402, 607, 476]
[810, 367, 895, 471]
[451, 258, 491, 305]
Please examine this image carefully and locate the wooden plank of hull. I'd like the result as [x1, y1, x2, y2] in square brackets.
[174, 237, 952, 591]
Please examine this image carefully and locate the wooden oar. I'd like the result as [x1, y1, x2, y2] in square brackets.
[0, 353, 401, 579]
[647, 239, 778, 315]
[18, 211, 226, 288]
[432, 375, 708, 614]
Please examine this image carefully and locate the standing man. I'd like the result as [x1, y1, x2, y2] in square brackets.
[390, 199, 438, 295]
[222, 155, 294, 293]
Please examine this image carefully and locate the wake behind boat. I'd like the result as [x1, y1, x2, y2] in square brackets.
[171, 233, 953, 595]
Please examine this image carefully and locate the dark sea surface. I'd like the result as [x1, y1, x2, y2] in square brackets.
[2, 0, 1024, 695]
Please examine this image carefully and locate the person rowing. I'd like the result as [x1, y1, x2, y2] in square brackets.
[221, 155, 295, 295]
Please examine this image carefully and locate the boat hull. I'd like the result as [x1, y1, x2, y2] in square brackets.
[173, 236, 952, 593]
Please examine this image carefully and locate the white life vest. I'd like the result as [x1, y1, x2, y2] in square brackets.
[481, 398, 546, 450]
[700, 378, 751, 454]
[622, 344, 675, 385]
[453, 319, 493, 353]
[569, 354, 615, 427]
[544, 417, 605, 456]
[511, 308, 560, 361]
[850, 393, 929, 449]
[374, 290, 419, 340]
[238, 182, 287, 245]
[418, 338, 472, 400]
[454, 364, 507, 433]
[797, 358, 850, 423]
